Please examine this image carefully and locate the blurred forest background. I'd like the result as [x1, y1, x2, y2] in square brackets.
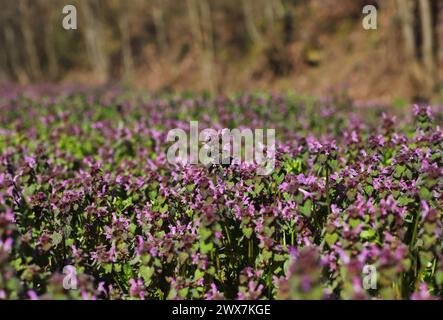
[1, 0, 443, 103]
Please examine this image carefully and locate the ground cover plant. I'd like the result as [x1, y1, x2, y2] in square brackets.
[0, 85, 442, 300]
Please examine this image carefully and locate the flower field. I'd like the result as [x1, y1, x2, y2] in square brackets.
[0, 86, 442, 300]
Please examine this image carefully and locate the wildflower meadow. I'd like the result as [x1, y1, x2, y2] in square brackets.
[0, 86, 441, 300]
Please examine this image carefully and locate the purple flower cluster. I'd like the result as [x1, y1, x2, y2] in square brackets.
[0, 85, 442, 300]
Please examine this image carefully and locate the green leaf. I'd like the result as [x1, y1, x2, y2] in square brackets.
[194, 269, 205, 281]
[364, 185, 374, 196]
[140, 265, 154, 285]
[51, 232, 63, 246]
[274, 254, 286, 262]
[178, 287, 189, 297]
[419, 187, 431, 200]
[325, 233, 338, 246]
[104, 263, 113, 274]
[129, 223, 137, 234]
[199, 241, 213, 255]
[255, 183, 264, 195]
[360, 229, 376, 240]
[157, 196, 166, 205]
[394, 165, 406, 178]
[349, 218, 360, 229]
[159, 204, 168, 214]
[242, 227, 253, 239]
[272, 172, 285, 184]
[299, 199, 312, 217]
[397, 196, 414, 207]
[114, 263, 122, 272]
[198, 227, 212, 240]
[129, 255, 141, 266]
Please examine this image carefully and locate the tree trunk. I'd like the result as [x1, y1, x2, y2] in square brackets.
[241, 0, 262, 44]
[437, 1, 443, 83]
[396, 0, 436, 101]
[198, 0, 215, 92]
[187, 0, 203, 51]
[397, 0, 417, 62]
[4, 25, 28, 83]
[418, 0, 435, 94]
[18, 0, 41, 80]
[187, 0, 215, 92]
[152, 0, 168, 53]
[80, 0, 109, 83]
[42, 0, 59, 80]
[273, 0, 285, 18]
[0, 37, 9, 82]
[118, 2, 134, 84]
